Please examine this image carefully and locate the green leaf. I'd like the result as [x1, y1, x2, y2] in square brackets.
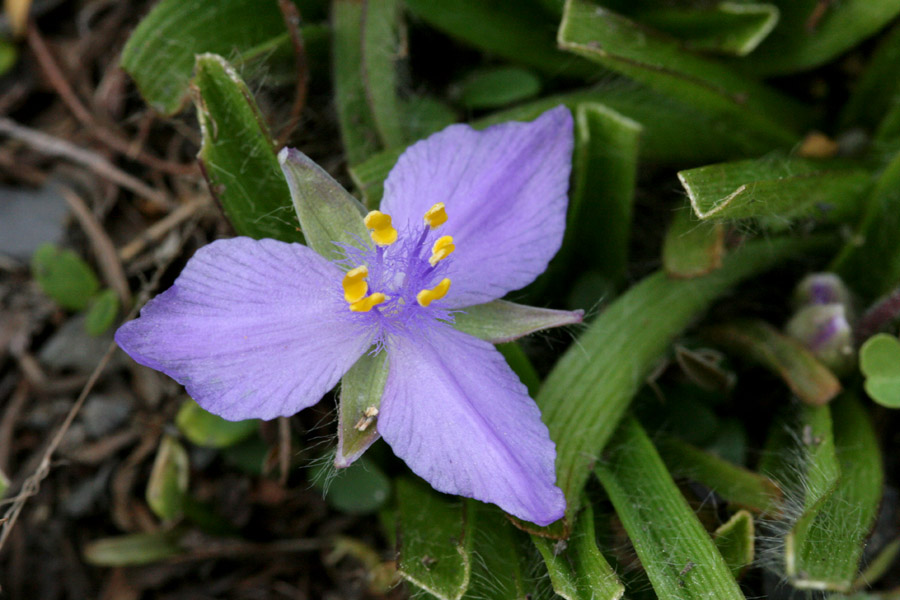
[701, 319, 842, 406]
[333, 0, 383, 163]
[314, 456, 391, 514]
[732, 0, 900, 76]
[336, 350, 388, 467]
[832, 149, 900, 300]
[458, 67, 542, 110]
[396, 478, 473, 600]
[841, 22, 900, 132]
[361, 0, 406, 148]
[146, 435, 190, 522]
[558, 0, 810, 143]
[31, 243, 100, 311]
[536, 236, 829, 529]
[121, 0, 292, 114]
[0, 468, 9, 499]
[193, 53, 299, 243]
[221, 437, 270, 475]
[637, 3, 780, 57]
[786, 394, 884, 592]
[84, 289, 119, 336]
[478, 85, 799, 164]
[860, 333, 900, 408]
[713, 510, 755, 579]
[83, 531, 184, 566]
[566, 102, 640, 289]
[349, 82, 800, 207]
[533, 502, 624, 600]
[405, 0, 598, 79]
[0, 39, 17, 77]
[402, 95, 459, 142]
[663, 209, 726, 279]
[596, 417, 745, 600]
[657, 436, 783, 515]
[465, 504, 538, 600]
[679, 155, 871, 223]
[175, 398, 259, 448]
[854, 537, 900, 589]
[278, 147, 368, 261]
[452, 300, 583, 344]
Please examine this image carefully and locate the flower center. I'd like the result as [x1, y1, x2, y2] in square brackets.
[339, 203, 455, 325]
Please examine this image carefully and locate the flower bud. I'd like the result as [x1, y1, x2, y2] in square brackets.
[786, 303, 855, 375]
[793, 273, 853, 314]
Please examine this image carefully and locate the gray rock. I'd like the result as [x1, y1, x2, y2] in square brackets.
[81, 394, 133, 438]
[38, 314, 124, 372]
[0, 184, 70, 259]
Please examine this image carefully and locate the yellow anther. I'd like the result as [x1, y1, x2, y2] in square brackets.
[429, 235, 455, 266]
[423, 202, 448, 229]
[342, 266, 369, 303]
[416, 278, 451, 307]
[350, 292, 387, 313]
[364, 210, 398, 246]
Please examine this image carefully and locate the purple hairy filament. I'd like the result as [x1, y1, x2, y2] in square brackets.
[338, 203, 456, 342]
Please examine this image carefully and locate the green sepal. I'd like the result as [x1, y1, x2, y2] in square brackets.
[278, 147, 368, 262]
[453, 300, 583, 344]
[336, 350, 388, 468]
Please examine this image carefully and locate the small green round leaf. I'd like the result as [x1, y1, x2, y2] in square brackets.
[146, 435, 190, 522]
[31, 243, 100, 311]
[0, 40, 17, 77]
[84, 289, 120, 336]
[312, 456, 390, 514]
[860, 333, 900, 408]
[175, 398, 259, 448]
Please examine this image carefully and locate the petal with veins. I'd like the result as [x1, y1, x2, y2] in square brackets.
[378, 321, 565, 525]
[116, 238, 371, 420]
[381, 106, 573, 307]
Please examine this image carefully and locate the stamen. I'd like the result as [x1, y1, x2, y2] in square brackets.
[350, 292, 387, 313]
[429, 235, 455, 266]
[364, 210, 398, 246]
[424, 202, 448, 229]
[342, 266, 369, 303]
[416, 278, 451, 307]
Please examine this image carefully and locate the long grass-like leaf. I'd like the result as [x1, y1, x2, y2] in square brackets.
[596, 417, 746, 600]
[537, 236, 831, 529]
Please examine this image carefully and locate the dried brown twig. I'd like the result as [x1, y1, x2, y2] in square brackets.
[26, 24, 197, 178]
[275, 0, 309, 147]
[0, 218, 202, 553]
[0, 117, 171, 209]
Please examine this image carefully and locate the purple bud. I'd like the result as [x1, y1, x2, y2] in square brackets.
[786, 304, 855, 374]
[793, 273, 853, 313]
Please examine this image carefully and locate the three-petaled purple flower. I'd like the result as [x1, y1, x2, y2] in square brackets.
[116, 106, 575, 525]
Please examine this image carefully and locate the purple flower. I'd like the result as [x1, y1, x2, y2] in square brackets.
[116, 107, 575, 525]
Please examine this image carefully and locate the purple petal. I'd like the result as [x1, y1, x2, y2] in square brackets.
[380, 106, 573, 307]
[378, 321, 565, 525]
[115, 238, 371, 421]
